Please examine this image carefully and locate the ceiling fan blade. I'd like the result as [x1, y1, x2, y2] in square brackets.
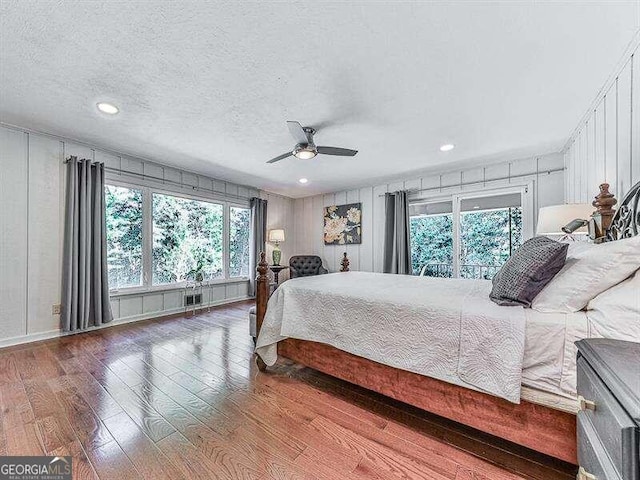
[266, 152, 293, 164]
[317, 146, 358, 156]
[287, 121, 311, 144]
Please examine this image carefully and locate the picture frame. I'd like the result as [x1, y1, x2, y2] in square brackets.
[323, 202, 362, 245]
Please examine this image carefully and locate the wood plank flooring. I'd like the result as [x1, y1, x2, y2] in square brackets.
[0, 300, 577, 480]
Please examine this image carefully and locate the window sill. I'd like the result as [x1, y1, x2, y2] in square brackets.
[109, 277, 249, 298]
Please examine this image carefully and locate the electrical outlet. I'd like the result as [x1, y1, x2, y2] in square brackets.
[52, 304, 61, 315]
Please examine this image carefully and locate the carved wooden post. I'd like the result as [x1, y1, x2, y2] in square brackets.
[255, 252, 269, 372]
[592, 183, 617, 240]
[340, 252, 350, 272]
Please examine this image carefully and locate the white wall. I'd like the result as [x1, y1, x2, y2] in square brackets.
[565, 43, 639, 203]
[0, 124, 295, 347]
[291, 153, 565, 273]
[0, 128, 30, 341]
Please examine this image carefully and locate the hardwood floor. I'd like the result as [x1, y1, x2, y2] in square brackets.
[0, 300, 576, 480]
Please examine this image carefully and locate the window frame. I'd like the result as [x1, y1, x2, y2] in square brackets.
[409, 183, 533, 278]
[227, 203, 252, 279]
[105, 179, 251, 295]
[104, 179, 146, 291]
[409, 201, 454, 276]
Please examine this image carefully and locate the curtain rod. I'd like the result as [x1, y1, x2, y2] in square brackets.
[106, 167, 255, 202]
[63, 158, 255, 202]
[3, 121, 258, 194]
[378, 167, 565, 197]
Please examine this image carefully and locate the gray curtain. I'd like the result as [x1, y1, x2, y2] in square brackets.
[61, 157, 113, 332]
[249, 197, 268, 296]
[383, 190, 412, 274]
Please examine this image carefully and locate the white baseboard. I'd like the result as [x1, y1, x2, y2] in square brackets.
[0, 296, 251, 350]
[0, 329, 63, 349]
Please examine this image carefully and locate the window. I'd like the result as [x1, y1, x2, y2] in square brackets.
[105, 185, 143, 289]
[459, 206, 522, 279]
[410, 188, 528, 280]
[409, 201, 453, 276]
[152, 193, 224, 284]
[105, 182, 252, 291]
[229, 206, 250, 277]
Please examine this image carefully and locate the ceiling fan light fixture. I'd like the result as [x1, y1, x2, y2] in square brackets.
[293, 145, 317, 160]
[265, 121, 357, 164]
[298, 178, 308, 184]
[440, 144, 455, 152]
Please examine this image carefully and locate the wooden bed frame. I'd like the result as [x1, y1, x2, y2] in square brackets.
[254, 182, 640, 465]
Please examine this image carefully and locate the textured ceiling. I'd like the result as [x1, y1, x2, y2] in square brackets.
[1, 1, 639, 197]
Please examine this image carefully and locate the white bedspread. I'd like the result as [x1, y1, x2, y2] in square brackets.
[256, 272, 526, 403]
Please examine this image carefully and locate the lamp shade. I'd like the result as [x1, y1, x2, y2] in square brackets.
[536, 204, 594, 235]
[268, 229, 285, 243]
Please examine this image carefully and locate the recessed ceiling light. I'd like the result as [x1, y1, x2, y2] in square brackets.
[298, 178, 308, 184]
[96, 102, 119, 115]
[440, 144, 455, 152]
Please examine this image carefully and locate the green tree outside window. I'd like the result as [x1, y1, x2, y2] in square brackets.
[410, 207, 522, 279]
[105, 185, 143, 289]
[229, 207, 250, 277]
[152, 193, 223, 284]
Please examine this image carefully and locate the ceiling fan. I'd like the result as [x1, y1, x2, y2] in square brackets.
[266, 121, 358, 164]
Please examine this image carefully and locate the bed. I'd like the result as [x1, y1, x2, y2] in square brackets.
[254, 182, 640, 464]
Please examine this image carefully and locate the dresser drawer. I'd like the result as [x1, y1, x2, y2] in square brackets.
[578, 415, 622, 480]
[577, 356, 639, 480]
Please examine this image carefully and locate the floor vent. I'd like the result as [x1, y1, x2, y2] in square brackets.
[184, 293, 202, 306]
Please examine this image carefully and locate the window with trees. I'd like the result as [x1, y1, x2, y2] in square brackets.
[459, 206, 522, 279]
[410, 190, 526, 280]
[409, 200, 453, 277]
[229, 206, 250, 278]
[105, 185, 143, 289]
[152, 193, 224, 284]
[104, 183, 251, 291]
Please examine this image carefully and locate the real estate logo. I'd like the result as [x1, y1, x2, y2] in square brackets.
[0, 456, 72, 480]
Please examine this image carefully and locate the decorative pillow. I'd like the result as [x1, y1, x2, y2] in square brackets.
[586, 270, 640, 341]
[490, 237, 568, 307]
[532, 236, 640, 313]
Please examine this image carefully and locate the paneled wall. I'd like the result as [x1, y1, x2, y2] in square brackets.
[260, 191, 296, 282]
[565, 43, 639, 202]
[0, 124, 294, 347]
[0, 128, 30, 342]
[292, 153, 565, 273]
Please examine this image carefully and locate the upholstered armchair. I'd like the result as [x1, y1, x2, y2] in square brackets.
[289, 255, 328, 278]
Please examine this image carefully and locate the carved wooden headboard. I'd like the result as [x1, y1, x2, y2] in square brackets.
[606, 181, 640, 241]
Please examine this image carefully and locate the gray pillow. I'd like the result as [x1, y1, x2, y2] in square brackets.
[490, 237, 568, 307]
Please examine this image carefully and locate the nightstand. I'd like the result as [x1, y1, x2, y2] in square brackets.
[268, 265, 289, 288]
[575, 339, 640, 480]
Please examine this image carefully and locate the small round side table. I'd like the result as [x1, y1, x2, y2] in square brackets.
[268, 265, 289, 289]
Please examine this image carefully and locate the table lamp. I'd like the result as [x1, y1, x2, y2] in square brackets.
[537, 204, 594, 240]
[268, 229, 285, 265]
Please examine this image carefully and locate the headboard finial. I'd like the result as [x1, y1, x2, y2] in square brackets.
[592, 183, 617, 215]
[591, 183, 618, 242]
[340, 252, 350, 272]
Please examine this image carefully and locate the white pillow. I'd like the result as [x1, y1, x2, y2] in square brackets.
[531, 236, 640, 313]
[587, 271, 640, 341]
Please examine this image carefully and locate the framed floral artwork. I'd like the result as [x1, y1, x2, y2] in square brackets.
[323, 203, 362, 245]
